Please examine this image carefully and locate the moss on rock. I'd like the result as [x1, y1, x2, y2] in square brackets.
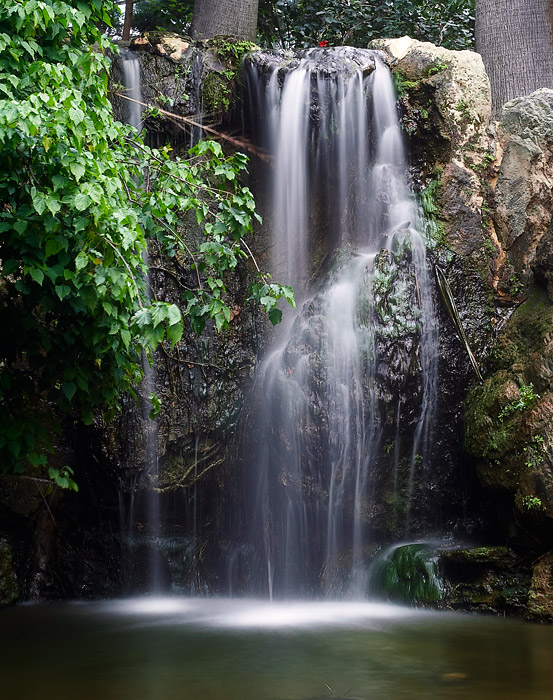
[465, 288, 553, 549]
[439, 546, 531, 614]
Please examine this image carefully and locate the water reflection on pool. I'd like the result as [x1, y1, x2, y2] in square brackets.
[1, 598, 552, 700]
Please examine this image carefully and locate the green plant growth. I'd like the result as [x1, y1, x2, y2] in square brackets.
[393, 69, 419, 99]
[498, 384, 540, 422]
[419, 174, 448, 248]
[523, 436, 545, 470]
[211, 37, 257, 65]
[369, 543, 444, 604]
[508, 273, 525, 297]
[257, 0, 475, 51]
[202, 38, 258, 114]
[427, 62, 449, 76]
[522, 495, 544, 511]
[0, 0, 293, 486]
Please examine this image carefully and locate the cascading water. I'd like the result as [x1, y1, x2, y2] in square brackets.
[118, 50, 164, 592]
[121, 50, 143, 132]
[238, 48, 440, 597]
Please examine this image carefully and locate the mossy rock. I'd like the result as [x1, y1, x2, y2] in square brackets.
[201, 69, 233, 116]
[439, 546, 531, 614]
[369, 543, 444, 604]
[527, 551, 553, 620]
[464, 288, 553, 544]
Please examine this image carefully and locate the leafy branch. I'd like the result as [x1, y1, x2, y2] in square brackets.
[0, 0, 294, 487]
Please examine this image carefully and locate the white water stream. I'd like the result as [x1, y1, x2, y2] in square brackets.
[241, 48, 439, 597]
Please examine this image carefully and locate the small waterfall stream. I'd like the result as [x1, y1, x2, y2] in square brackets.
[239, 48, 440, 597]
[119, 50, 164, 592]
[121, 50, 143, 131]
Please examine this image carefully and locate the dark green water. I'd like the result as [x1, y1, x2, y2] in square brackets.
[1, 599, 552, 700]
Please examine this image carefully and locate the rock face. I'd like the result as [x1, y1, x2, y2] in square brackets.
[528, 551, 553, 619]
[370, 38, 553, 618]
[370, 37, 496, 354]
[495, 90, 553, 294]
[439, 546, 532, 615]
[371, 36, 491, 167]
[110, 34, 257, 147]
[460, 91, 553, 618]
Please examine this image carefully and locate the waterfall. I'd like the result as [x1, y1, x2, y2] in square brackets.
[239, 48, 440, 598]
[119, 50, 164, 593]
[121, 50, 143, 132]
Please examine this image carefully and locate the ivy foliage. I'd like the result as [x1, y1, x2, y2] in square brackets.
[0, 0, 293, 485]
[258, 0, 475, 51]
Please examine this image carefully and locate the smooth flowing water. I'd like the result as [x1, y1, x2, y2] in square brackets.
[239, 48, 440, 597]
[121, 50, 143, 131]
[2, 599, 553, 700]
[118, 51, 163, 591]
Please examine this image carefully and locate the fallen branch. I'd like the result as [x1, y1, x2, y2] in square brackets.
[116, 93, 271, 162]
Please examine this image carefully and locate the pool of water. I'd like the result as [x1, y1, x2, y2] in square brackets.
[1, 598, 552, 700]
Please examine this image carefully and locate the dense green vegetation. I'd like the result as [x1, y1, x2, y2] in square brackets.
[0, 0, 292, 486]
[128, 0, 475, 51]
[132, 0, 193, 35]
[258, 0, 475, 50]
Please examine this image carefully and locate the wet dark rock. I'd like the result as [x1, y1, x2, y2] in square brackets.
[527, 551, 553, 620]
[439, 546, 532, 615]
[0, 539, 18, 606]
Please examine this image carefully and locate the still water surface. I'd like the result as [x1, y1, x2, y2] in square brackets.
[1, 598, 552, 700]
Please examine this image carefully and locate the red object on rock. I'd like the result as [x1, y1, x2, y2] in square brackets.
[318, 40, 328, 47]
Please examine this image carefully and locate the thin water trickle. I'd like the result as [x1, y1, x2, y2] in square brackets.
[121, 50, 143, 131]
[240, 48, 440, 597]
[119, 50, 163, 592]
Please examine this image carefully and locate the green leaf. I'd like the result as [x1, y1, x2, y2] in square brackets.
[45, 238, 64, 258]
[55, 284, 71, 300]
[70, 160, 86, 181]
[29, 268, 44, 285]
[75, 252, 88, 270]
[166, 321, 183, 347]
[74, 193, 91, 211]
[167, 304, 182, 326]
[268, 307, 283, 325]
[62, 381, 76, 401]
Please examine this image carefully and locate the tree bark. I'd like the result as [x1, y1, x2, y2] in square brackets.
[191, 0, 259, 41]
[122, 0, 134, 41]
[476, 0, 553, 115]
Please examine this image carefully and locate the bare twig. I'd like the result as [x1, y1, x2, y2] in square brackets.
[36, 482, 56, 525]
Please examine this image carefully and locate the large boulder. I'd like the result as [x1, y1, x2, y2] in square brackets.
[493, 89, 553, 294]
[370, 36, 491, 166]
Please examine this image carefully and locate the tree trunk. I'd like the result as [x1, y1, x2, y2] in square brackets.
[476, 0, 553, 115]
[191, 0, 259, 41]
[122, 0, 133, 41]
